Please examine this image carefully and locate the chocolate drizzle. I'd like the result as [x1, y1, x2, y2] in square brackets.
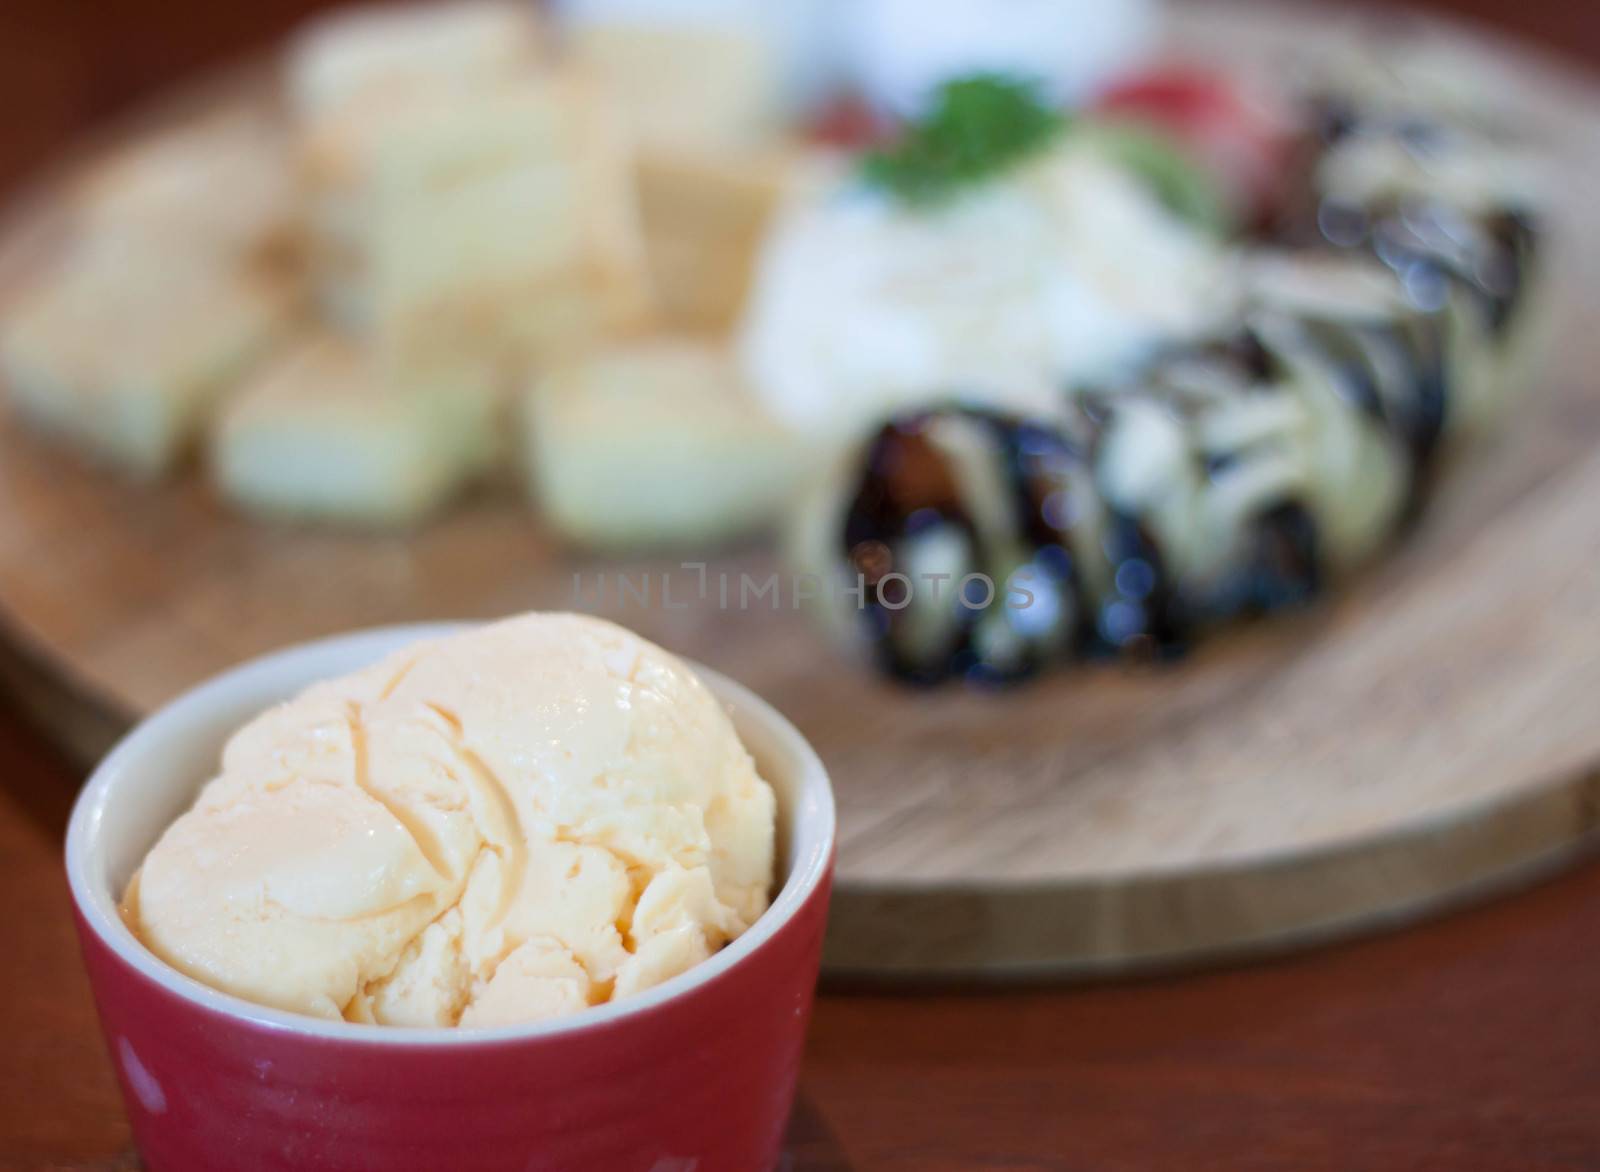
[1244, 501, 1321, 612]
[842, 413, 983, 684]
[819, 87, 1541, 686]
[1091, 512, 1184, 659]
[839, 408, 1095, 683]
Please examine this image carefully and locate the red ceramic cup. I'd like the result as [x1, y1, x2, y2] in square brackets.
[66, 624, 836, 1172]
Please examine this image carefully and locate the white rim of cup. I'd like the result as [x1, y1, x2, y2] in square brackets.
[65, 623, 836, 1047]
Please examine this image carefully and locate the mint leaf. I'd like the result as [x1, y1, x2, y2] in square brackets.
[860, 75, 1067, 207]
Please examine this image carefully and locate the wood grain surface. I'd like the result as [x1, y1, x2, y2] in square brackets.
[2, 2, 1600, 978]
[1, 2, 1599, 1170]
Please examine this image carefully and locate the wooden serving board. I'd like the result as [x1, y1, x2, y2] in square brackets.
[3, 4, 1600, 980]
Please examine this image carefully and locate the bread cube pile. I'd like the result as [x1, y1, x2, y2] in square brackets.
[0, 0, 810, 543]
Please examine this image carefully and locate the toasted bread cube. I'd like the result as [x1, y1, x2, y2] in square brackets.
[75, 110, 299, 264]
[291, 2, 553, 329]
[0, 241, 296, 477]
[565, 18, 783, 155]
[211, 334, 503, 527]
[636, 145, 796, 332]
[369, 74, 653, 367]
[287, 0, 545, 120]
[524, 337, 810, 549]
[297, 85, 437, 331]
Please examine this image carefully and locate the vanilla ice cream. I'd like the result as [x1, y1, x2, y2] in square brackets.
[738, 138, 1228, 444]
[120, 614, 777, 1028]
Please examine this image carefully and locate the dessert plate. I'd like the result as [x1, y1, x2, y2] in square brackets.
[3, 2, 1600, 978]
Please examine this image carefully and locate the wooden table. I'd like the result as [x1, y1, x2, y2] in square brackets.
[2, 1, 1599, 1169]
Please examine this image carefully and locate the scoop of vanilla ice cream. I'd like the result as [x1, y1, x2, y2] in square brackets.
[738, 139, 1227, 444]
[122, 613, 777, 1028]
